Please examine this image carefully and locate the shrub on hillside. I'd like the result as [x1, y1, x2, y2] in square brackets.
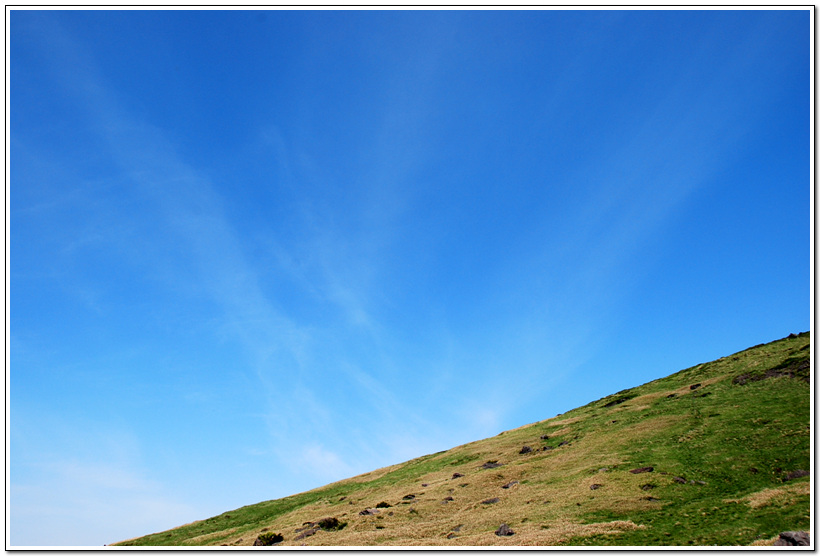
[253, 532, 283, 546]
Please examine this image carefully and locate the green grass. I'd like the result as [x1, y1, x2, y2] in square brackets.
[116, 332, 810, 547]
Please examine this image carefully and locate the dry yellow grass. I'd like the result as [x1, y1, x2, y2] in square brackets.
[211, 424, 674, 547]
[725, 482, 811, 509]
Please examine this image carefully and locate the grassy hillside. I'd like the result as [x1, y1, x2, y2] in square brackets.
[115, 332, 811, 547]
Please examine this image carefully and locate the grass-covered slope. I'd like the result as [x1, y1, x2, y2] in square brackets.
[115, 332, 811, 546]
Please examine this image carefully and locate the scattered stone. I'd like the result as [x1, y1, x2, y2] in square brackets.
[543, 446, 554, 451]
[672, 476, 686, 484]
[630, 466, 654, 474]
[452, 472, 464, 479]
[788, 333, 799, 339]
[294, 528, 318, 540]
[540, 434, 549, 440]
[421, 483, 428, 487]
[375, 501, 392, 508]
[589, 484, 603, 490]
[558, 441, 570, 447]
[402, 494, 416, 500]
[641, 484, 655, 491]
[519, 446, 532, 454]
[338, 496, 346, 501]
[359, 508, 379, 516]
[481, 461, 503, 469]
[443, 496, 454, 501]
[690, 383, 701, 390]
[502, 480, 519, 489]
[452, 525, 463, 532]
[495, 524, 515, 537]
[482, 497, 501, 504]
[785, 469, 809, 481]
[446, 532, 457, 539]
[774, 531, 810, 546]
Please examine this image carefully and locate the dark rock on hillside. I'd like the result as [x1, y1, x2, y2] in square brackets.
[519, 446, 532, 454]
[542, 446, 554, 451]
[481, 497, 500, 504]
[690, 383, 701, 390]
[630, 466, 654, 474]
[495, 524, 515, 536]
[443, 496, 454, 501]
[672, 476, 687, 484]
[784, 469, 809, 481]
[502, 480, 519, 489]
[402, 494, 416, 500]
[481, 461, 502, 469]
[359, 508, 379, 516]
[558, 441, 570, 447]
[540, 434, 549, 440]
[294, 527, 318, 540]
[589, 484, 603, 490]
[375, 501, 392, 508]
[774, 531, 810, 546]
[452, 472, 464, 479]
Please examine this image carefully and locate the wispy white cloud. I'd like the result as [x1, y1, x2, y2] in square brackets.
[10, 413, 197, 547]
[16, 14, 453, 511]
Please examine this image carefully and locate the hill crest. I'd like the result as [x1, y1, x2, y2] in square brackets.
[115, 332, 811, 547]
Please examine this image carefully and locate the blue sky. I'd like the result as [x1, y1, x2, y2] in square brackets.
[9, 8, 810, 547]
